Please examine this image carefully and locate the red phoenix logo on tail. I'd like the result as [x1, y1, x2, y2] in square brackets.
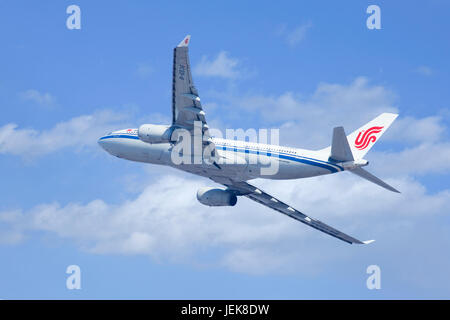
[354, 126, 384, 150]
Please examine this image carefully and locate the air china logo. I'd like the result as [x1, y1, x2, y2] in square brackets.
[354, 126, 384, 150]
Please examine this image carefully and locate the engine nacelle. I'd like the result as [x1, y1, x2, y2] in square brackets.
[138, 124, 172, 144]
[196, 187, 238, 207]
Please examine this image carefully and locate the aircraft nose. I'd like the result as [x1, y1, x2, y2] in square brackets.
[98, 134, 120, 157]
[98, 136, 106, 148]
[98, 136, 111, 152]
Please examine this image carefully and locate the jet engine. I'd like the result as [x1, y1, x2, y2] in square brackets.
[138, 124, 172, 144]
[196, 187, 238, 207]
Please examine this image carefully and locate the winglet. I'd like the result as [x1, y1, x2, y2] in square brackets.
[177, 35, 191, 47]
[362, 240, 376, 245]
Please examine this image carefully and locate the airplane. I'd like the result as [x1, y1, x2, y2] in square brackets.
[98, 35, 399, 245]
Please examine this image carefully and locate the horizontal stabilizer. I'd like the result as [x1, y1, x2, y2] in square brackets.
[330, 126, 354, 162]
[350, 167, 400, 193]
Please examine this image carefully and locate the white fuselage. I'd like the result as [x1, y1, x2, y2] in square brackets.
[98, 128, 344, 182]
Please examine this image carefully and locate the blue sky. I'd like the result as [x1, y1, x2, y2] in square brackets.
[0, 0, 449, 299]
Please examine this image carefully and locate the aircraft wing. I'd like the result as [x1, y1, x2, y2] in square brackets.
[172, 35, 216, 159]
[172, 36, 210, 137]
[212, 178, 373, 245]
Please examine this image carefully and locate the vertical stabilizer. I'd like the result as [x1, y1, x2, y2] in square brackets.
[321, 113, 400, 193]
[347, 113, 398, 159]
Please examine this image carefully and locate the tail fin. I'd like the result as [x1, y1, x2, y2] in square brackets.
[322, 113, 400, 193]
[347, 113, 398, 159]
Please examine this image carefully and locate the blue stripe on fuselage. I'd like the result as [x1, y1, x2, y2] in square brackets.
[98, 135, 342, 173]
[215, 145, 342, 173]
[99, 134, 140, 140]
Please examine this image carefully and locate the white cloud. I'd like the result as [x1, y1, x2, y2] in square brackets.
[415, 66, 433, 76]
[0, 209, 25, 245]
[0, 110, 129, 157]
[19, 89, 56, 108]
[240, 77, 396, 122]
[210, 77, 449, 152]
[222, 77, 397, 148]
[277, 22, 312, 47]
[384, 115, 446, 144]
[194, 51, 241, 79]
[2, 170, 450, 287]
[373, 142, 450, 176]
